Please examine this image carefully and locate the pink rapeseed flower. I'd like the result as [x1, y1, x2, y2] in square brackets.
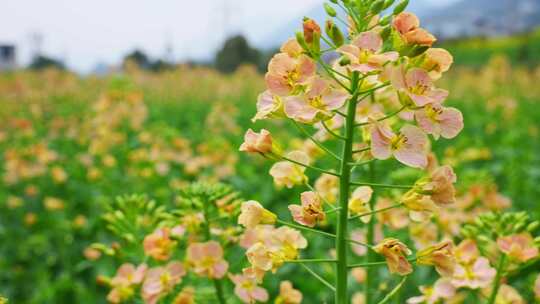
[239, 129, 274, 154]
[288, 191, 326, 227]
[393, 12, 436, 47]
[374, 238, 413, 276]
[143, 228, 176, 261]
[269, 151, 311, 188]
[142, 262, 186, 304]
[284, 78, 348, 124]
[371, 122, 428, 169]
[338, 30, 399, 73]
[238, 200, 277, 229]
[265, 40, 316, 97]
[391, 66, 448, 107]
[107, 263, 147, 303]
[451, 257, 496, 289]
[407, 278, 456, 304]
[229, 268, 269, 304]
[415, 103, 463, 140]
[497, 233, 539, 263]
[186, 241, 229, 279]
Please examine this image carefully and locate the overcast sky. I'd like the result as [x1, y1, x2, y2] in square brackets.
[0, 0, 452, 72]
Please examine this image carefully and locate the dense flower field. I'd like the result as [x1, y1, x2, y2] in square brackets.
[1, 2, 540, 303]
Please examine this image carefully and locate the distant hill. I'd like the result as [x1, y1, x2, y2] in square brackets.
[254, 0, 540, 50]
[423, 0, 540, 39]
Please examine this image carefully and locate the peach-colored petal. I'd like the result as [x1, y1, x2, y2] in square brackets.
[353, 31, 383, 52]
[370, 122, 394, 160]
[393, 12, 420, 35]
[394, 125, 428, 169]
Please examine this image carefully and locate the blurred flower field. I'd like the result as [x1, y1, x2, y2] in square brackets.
[0, 55, 539, 303]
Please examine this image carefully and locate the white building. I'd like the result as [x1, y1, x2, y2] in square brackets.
[0, 45, 17, 71]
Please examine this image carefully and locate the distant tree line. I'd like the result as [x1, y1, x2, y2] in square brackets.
[26, 34, 274, 74]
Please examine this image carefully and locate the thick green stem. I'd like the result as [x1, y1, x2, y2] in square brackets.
[202, 199, 227, 304]
[365, 162, 378, 304]
[335, 73, 360, 304]
[487, 254, 507, 304]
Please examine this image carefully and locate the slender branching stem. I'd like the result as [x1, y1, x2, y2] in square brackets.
[348, 261, 387, 268]
[299, 263, 336, 292]
[335, 72, 360, 304]
[286, 259, 337, 264]
[280, 156, 340, 177]
[365, 162, 377, 304]
[487, 254, 507, 304]
[322, 120, 347, 141]
[352, 147, 371, 154]
[201, 199, 227, 304]
[349, 203, 404, 220]
[376, 276, 408, 304]
[291, 120, 342, 161]
[350, 181, 414, 189]
[355, 105, 407, 127]
[276, 219, 336, 239]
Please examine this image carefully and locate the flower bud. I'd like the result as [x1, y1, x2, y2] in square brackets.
[303, 18, 321, 54]
[339, 56, 351, 66]
[380, 26, 392, 40]
[325, 20, 345, 47]
[330, 0, 338, 3]
[383, 0, 396, 9]
[296, 31, 309, 52]
[370, 0, 385, 14]
[528, 221, 539, 232]
[380, 15, 392, 26]
[408, 45, 430, 57]
[477, 235, 492, 244]
[393, 0, 409, 15]
[324, 3, 337, 17]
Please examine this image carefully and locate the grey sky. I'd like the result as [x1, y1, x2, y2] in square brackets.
[0, 0, 454, 72]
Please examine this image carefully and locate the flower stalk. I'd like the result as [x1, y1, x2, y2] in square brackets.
[335, 72, 360, 304]
[487, 254, 507, 304]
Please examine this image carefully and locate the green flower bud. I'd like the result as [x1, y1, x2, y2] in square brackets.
[408, 45, 430, 57]
[330, 0, 338, 3]
[339, 56, 351, 66]
[393, 0, 409, 15]
[380, 15, 392, 26]
[114, 210, 125, 220]
[296, 31, 309, 52]
[370, 0, 385, 14]
[514, 222, 526, 232]
[527, 221, 539, 232]
[324, 3, 337, 17]
[380, 26, 392, 40]
[477, 235, 492, 244]
[325, 20, 345, 47]
[383, 0, 396, 9]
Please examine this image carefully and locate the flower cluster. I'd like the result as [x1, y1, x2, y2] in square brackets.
[237, 0, 539, 303]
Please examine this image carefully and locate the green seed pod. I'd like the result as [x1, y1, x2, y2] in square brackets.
[527, 221, 540, 232]
[370, 0, 385, 14]
[393, 0, 409, 15]
[383, 0, 396, 9]
[324, 3, 337, 17]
